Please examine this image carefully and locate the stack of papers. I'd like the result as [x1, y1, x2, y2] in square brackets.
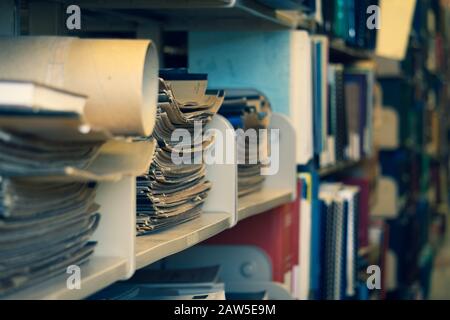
[0, 37, 159, 297]
[0, 130, 103, 177]
[0, 81, 104, 297]
[90, 265, 225, 300]
[219, 90, 271, 197]
[136, 70, 224, 235]
[0, 179, 100, 296]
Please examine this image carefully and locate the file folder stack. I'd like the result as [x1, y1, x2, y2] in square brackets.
[319, 183, 360, 300]
[136, 70, 224, 234]
[219, 90, 271, 197]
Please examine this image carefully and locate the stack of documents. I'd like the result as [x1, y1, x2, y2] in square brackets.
[136, 70, 224, 234]
[0, 82, 103, 297]
[90, 266, 225, 300]
[0, 179, 100, 296]
[0, 129, 103, 177]
[219, 90, 271, 197]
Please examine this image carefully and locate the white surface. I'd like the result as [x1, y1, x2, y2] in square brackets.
[264, 113, 297, 201]
[290, 31, 313, 165]
[93, 176, 137, 278]
[135, 213, 231, 269]
[203, 114, 238, 225]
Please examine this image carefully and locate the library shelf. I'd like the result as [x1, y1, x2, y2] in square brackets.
[318, 160, 365, 177]
[238, 188, 294, 221]
[329, 39, 373, 61]
[135, 212, 231, 269]
[5, 257, 128, 300]
[58, 0, 306, 30]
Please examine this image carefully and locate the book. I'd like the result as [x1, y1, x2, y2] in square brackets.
[311, 36, 329, 164]
[318, 183, 360, 300]
[205, 200, 299, 293]
[376, 0, 417, 60]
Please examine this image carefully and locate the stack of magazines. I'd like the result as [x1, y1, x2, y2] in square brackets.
[0, 82, 104, 297]
[0, 179, 100, 296]
[219, 90, 272, 197]
[136, 70, 224, 235]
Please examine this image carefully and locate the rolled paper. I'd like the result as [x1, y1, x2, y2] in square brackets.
[0, 36, 158, 137]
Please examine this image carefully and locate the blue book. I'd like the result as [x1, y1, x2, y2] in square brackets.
[311, 36, 329, 163]
[309, 170, 321, 299]
[312, 41, 323, 156]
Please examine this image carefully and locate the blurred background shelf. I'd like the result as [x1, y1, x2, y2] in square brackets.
[329, 39, 373, 62]
[5, 257, 128, 300]
[318, 160, 366, 177]
[135, 212, 231, 269]
[238, 188, 293, 221]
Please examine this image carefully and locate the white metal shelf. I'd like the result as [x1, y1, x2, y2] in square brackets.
[238, 188, 293, 221]
[135, 212, 231, 269]
[5, 257, 127, 300]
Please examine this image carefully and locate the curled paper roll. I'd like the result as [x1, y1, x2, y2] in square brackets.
[0, 36, 158, 137]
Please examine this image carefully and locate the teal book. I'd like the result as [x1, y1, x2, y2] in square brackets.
[333, 0, 348, 40]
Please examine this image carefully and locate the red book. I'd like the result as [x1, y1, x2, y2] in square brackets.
[206, 192, 300, 286]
